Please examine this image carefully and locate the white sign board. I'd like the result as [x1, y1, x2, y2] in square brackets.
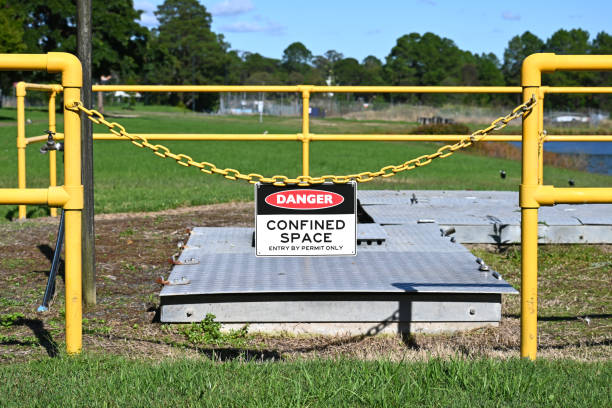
[255, 183, 356, 257]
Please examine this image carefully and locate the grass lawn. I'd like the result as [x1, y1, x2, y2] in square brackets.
[0, 105, 610, 221]
[0, 105, 610, 407]
[1, 354, 610, 407]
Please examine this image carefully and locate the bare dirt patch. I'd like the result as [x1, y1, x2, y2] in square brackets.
[0, 203, 609, 363]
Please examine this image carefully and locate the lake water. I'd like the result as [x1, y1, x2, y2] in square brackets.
[511, 142, 612, 175]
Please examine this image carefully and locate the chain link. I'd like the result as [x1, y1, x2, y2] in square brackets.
[69, 96, 536, 186]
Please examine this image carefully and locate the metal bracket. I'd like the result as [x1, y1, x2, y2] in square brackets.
[156, 276, 191, 286]
[170, 253, 199, 265]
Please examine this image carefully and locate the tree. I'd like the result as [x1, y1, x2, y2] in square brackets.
[0, 2, 26, 93]
[0, 2, 25, 53]
[17, 0, 148, 81]
[91, 0, 148, 81]
[385, 33, 467, 86]
[590, 32, 612, 112]
[147, 0, 231, 109]
[545, 28, 590, 54]
[385, 32, 469, 103]
[544, 29, 597, 110]
[502, 31, 545, 85]
[591, 31, 612, 54]
[474, 53, 505, 105]
[361, 56, 384, 86]
[239, 52, 280, 83]
[334, 58, 361, 85]
[281, 42, 312, 73]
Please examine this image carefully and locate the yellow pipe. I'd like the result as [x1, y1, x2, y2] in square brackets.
[23, 83, 63, 93]
[5, 54, 85, 355]
[311, 86, 522, 94]
[93, 85, 301, 92]
[532, 186, 612, 205]
[49, 91, 58, 217]
[92, 85, 524, 94]
[0, 187, 69, 206]
[544, 135, 612, 141]
[523, 53, 612, 87]
[87, 133, 300, 141]
[301, 88, 312, 177]
[520, 53, 612, 360]
[23, 82, 612, 95]
[545, 86, 612, 94]
[61, 63, 84, 355]
[33, 133, 612, 143]
[520, 208, 539, 360]
[16, 82, 27, 219]
[520, 85, 541, 360]
[25, 135, 54, 144]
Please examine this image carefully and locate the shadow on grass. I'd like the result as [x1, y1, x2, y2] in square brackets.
[4, 206, 51, 221]
[2, 318, 60, 357]
[540, 338, 611, 350]
[83, 330, 284, 362]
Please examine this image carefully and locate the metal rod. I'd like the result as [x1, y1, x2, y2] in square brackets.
[38, 210, 65, 312]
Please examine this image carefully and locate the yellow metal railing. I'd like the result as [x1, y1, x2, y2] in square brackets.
[7, 54, 612, 358]
[519, 54, 612, 360]
[16, 82, 63, 218]
[1, 53, 83, 355]
[17, 84, 612, 217]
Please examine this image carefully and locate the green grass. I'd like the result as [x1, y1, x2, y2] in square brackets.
[0, 354, 610, 407]
[0, 106, 610, 221]
[473, 244, 612, 344]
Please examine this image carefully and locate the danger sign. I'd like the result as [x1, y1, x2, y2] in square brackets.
[255, 183, 356, 257]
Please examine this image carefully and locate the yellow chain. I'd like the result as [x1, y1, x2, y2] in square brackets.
[69, 96, 536, 186]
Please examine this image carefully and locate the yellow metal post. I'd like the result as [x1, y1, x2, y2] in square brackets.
[300, 88, 311, 178]
[47, 53, 83, 355]
[520, 84, 541, 360]
[16, 82, 27, 219]
[49, 91, 58, 217]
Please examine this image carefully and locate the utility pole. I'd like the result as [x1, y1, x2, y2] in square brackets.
[78, 0, 96, 306]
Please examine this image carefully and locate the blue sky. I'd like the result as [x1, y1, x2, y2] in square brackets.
[135, 0, 611, 62]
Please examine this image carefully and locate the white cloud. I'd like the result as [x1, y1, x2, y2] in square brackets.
[502, 11, 521, 21]
[210, 0, 255, 17]
[135, 0, 158, 27]
[220, 20, 286, 35]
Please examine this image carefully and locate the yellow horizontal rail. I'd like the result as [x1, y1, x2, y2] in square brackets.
[22, 83, 63, 93]
[91, 85, 523, 94]
[32, 84, 612, 95]
[534, 186, 612, 205]
[26, 133, 612, 145]
[92, 85, 300, 93]
[311, 86, 522, 93]
[309, 134, 612, 142]
[545, 86, 612, 94]
[0, 186, 70, 207]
